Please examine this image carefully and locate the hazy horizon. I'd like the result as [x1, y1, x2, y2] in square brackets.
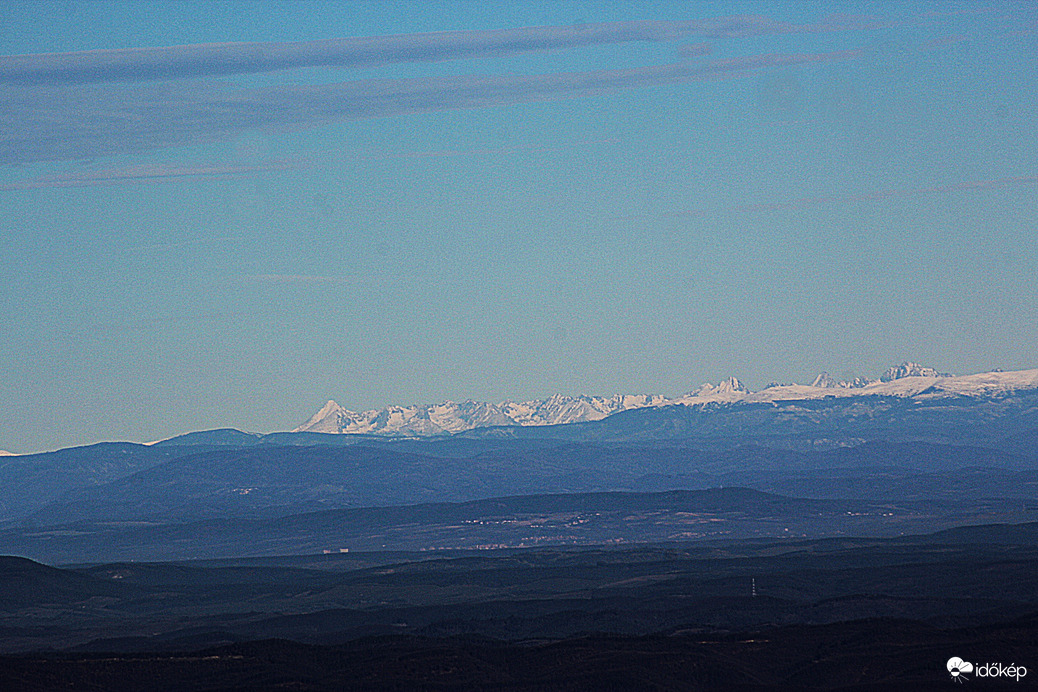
[2, 1, 1036, 453]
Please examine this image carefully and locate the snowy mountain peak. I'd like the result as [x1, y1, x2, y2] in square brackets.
[811, 372, 837, 388]
[294, 391, 674, 436]
[879, 362, 952, 382]
[689, 377, 749, 397]
[717, 376, 748, 394]
[316, 400, 344, 417]
[811, 372, 872, 389]
[295, 400, 348, 434]
[294, 366, 1037, 437]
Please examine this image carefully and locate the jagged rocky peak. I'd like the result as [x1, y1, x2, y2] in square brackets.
[811, 372, 873, 389]
[811, 372, 840, 388]
[717, 376, 749, 393]
[690, 377, 749, 396]
[810, 363, 954, 389]
[880, 362, 952, 382]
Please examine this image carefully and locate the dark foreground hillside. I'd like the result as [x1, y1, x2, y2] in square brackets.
[2, 615, 1035, 691]
[2, 522, 1037, 689]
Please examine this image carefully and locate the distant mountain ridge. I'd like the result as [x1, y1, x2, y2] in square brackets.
[296, 363, 1038, 437]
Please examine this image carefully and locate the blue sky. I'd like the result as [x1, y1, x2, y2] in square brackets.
[1, 1, 1036, 452]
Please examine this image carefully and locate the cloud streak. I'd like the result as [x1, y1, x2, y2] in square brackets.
[0, 22, 698, 85]
[0, 141, 622, 191]
[0, 160, 304, 191]
[918, 34, 968, 51]
[0, 16, 879, 85]
[0, 48, 863, 165]
[732, 175, 1038, 214]
[244, 273, 360, 286]
[614, 175, 1038, 222]
[378, 137, 622, 161]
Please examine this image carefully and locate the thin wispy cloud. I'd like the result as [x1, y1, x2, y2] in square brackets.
[0, 160, 304, 191]
[0, 48, 863, 165]
[0, 22, 707, 85]
[0, 16, 882, 86]
[0, 141, 619, 191]
[381, 137, 622, 161]
[118, 235, 242, 254]
[614, 175, 1038, 223]
[0, 13, 893, 166]
[245, 273, 360, 286]
[918, 34, 968, 51]
[732, 175, 1038, 214]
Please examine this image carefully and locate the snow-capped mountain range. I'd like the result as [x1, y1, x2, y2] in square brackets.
[295, 363, 1038, 437]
